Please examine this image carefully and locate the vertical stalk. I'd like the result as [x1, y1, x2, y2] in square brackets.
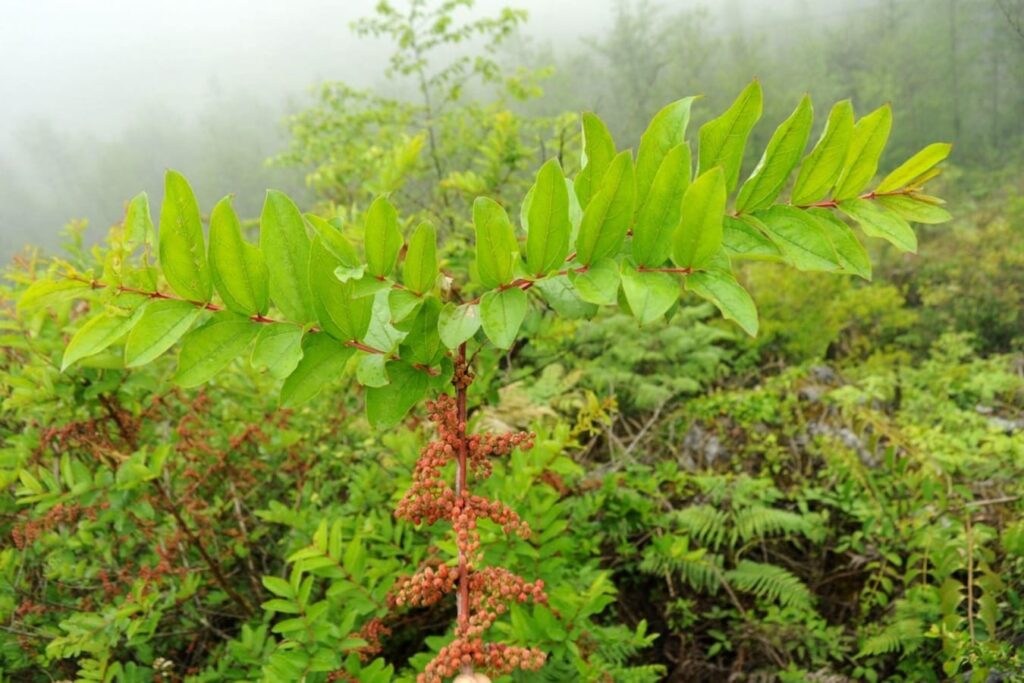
[966, 512, 976, 646]
[455, 343, 470, 636]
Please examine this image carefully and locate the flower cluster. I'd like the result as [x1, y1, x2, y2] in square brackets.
[464, 567, 545, 637]
[388, 386, 548, 682]
[394, 395, 535, 563]
[421, 638, 546, 682]
[352, 617, 392, 663]
[10, 502, 101, 549]
[388, 562, 458, 609]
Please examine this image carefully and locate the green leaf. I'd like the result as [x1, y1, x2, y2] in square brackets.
[438, 303, 481, 349]
[686, 268, 758, 336]
[334, 263, 366, 283]
[876, 195, 952, 224]
[635, 97, 696, 209]
[209, 196, 269, 316]
[736, 95, 813, 212]
[480, 287, 528, 349]
[571, 258, 620, 305]
[261, 576, 295, 598]
[672, 167, 726, 270]
[473, 197, 520, 288]
[62, 306, 146, 371]
[399, 297, 444, 365]
[566, 176, 583, 244]
[876, 143, 952, 193]
[305, 213, 359, 266]
[159, 170, 212, 302]
[124, 191, 155, 250]
[356, 353, 390, 388]
[309, 237, 373, 341]
[363, 290, 407, 353]
[808, 209, 872, 280]
[17, 279, 91, 313]
[791, 100, 854, 205]
[575, 151, 635, 265]
[262, 599, 300, 614]
[260, 190, 314, 322]
[124, 299, 202, 367]
[834, 104, 892, 200]
[174, 313, 260, 388]
[633, 143, 691, 266]
[365, 362, 429, 428]
[574, 112, 617, 207]
[722, 216, 783, 262]
[756, 205, 840, 271]
[620, 266, 678, 326]
[698, 81, 763, 192]
[251, 323, 304, 380]
[838, 198, 917, 252]
[280, 333, 355, 407]
[389, 288, 424, 324]
[534, 275, 596, 319]
[525, 159, 571, 276]
[352, 276, 390, 299]
[402, 221, 437, 294]
[364, 196, 403, 278]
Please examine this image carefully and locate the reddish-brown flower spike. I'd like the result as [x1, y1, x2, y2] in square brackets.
[388, 562, 458, 609]
[388, 365, 547, 681]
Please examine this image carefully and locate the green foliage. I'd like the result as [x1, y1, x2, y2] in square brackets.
[0, 245, 663, 681]
[272, 0, 572, 235]
[3, 3, 996, 681]
[560, 341, 1024, 681]
[27, 81, 946, 433]
[791, 99, 855, 206]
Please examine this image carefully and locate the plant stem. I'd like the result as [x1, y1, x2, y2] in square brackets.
[98, 393, 254, 617]
[966, 512, 976, 646]
[69, 276, 390, 356]
[455, 343, 470, 635]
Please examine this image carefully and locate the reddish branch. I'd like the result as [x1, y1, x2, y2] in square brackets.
[70, 276, 391, 356]
[792, 187, 917, 210]
[384, 345, 546, 682]
[97, 392, 256, 617]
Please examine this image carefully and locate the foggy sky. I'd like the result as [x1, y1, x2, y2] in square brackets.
[0, 0, 618, 257]
[0, 0, 862, 258]
[2, 0, 608, 143]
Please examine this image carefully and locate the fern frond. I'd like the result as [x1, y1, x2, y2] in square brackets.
[733, 505, 815, 543]
[859, 618, 924, 656]
[673, 505, 729, 549]
[577, 621, 667, 682]
[586, 621, 659, 665]
[724, 560, 812, 610]
[639, 536, 722, 593]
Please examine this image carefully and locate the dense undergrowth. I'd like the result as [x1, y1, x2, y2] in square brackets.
[1, 178, 1022, 681]
[3, 1, 1024, 680]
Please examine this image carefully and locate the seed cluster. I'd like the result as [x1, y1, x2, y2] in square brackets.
[394, 396, 535, 564]
[389, 562, 458, 609]
[421, 638, 546, 682]
[353, 617, 392, 663]
[387, 391, 548, 683]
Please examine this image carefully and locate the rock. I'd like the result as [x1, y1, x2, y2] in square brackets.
[988, 415, 1024, 433]
[809, 365, 840, 384]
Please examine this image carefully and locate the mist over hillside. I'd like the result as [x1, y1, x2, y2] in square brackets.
[1, 0, 1020, 258]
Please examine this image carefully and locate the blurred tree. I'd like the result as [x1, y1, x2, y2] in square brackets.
[273, 0, 576, 232]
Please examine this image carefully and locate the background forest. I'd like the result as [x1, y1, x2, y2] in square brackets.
[2, 1, 1024, 682]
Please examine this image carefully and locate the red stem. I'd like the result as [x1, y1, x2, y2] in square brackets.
[455, 343, 470, 635]
[792, 187, 915, 211]
[464, 264, 589, 305]
[72, 276, 390, 356]
[636, 265, 693, 274]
